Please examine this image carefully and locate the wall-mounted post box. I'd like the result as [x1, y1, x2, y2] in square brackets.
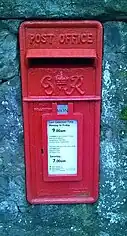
[19, 21, 103, 204]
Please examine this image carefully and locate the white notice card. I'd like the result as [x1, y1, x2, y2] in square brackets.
[47, 120, 77, 175]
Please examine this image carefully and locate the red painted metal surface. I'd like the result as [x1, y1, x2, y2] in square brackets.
[26, 48, 96, 58]
[19, 21, 103, 204]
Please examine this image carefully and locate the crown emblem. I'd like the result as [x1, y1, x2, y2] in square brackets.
[55, 72, 68, 86]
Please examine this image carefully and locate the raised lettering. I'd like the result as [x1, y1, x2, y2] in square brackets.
[41, 76, 54, 95]
[35, 34, 41, 43]
[66, 34, 71, 44]
[48, 34, 54, 44]
[28, 32, 94, 45]
[41, 34, 46, 43]
[77, 34, 81, 44]
[80, 33, 87, 43]
[64, 75, 85, 95]
[71, 34, 77, 44]
[29, 34, 35, 44]
[58, 33, 93, 45]
[88, 33, 93, 44]
[75, 76, 85, 95]
[59, 34, 65, 44]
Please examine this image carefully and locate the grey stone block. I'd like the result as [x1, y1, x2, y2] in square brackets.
[0, 1, 127, 19]
[0, 21, 20, 82]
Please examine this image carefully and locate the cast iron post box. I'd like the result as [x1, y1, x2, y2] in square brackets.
[19, 21, 103, 204]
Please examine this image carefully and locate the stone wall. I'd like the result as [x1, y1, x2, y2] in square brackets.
[0, 2, 127, 236]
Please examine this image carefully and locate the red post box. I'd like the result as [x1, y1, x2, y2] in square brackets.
[19, 21, 103, 204]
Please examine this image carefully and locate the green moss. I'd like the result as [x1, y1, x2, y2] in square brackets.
[119, 71, 127, 77]
[120, 107, 127, 120]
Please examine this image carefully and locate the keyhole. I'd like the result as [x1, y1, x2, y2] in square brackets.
[41, 148, 44, 154]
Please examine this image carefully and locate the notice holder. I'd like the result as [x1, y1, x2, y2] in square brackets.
[42, 102, 83, 182]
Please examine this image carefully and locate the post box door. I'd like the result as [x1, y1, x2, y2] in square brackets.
[19, 21, 103, 204]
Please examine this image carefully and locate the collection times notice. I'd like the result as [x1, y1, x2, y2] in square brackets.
[47, 120, 77, 175]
